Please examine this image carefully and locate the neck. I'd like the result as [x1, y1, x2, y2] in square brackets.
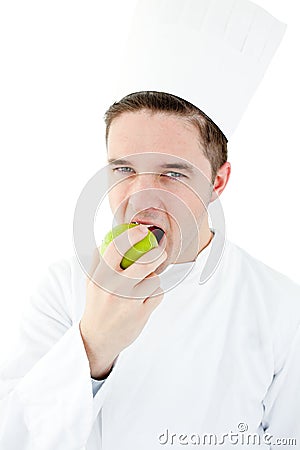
[192, 223, 214, 263]
[197, 216, 214, 257]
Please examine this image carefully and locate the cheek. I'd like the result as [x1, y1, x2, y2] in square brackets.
[108, 186, 124, 215]
[171, 183, 208, 216]
[176, 195, 206, 228]
[107, 173, 133, 214]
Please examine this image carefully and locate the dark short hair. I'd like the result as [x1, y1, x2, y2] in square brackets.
[104, 91, 228, 183]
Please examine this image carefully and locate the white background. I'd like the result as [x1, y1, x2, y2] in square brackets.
[0, 0, 299, 364]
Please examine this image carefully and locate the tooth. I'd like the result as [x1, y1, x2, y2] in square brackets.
[132, 221, 151, 227]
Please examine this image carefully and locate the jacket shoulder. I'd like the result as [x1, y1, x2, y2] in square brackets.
[225, 239, 300, 311]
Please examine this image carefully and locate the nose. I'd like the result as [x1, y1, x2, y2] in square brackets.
[127, 172, 165, 213]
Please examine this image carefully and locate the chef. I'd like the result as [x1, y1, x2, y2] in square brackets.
[1, 1, 300, 449]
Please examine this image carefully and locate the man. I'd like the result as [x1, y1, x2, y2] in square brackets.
[80, 91, 230, 381]
[1, 2, 300, 450]
[1, 89, 300, 449]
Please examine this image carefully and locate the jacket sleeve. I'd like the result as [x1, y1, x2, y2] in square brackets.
[262, 324, 300, 449]
[0, 258, 112, 450]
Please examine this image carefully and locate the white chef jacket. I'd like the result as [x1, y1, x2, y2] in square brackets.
[1, 227, 300, 450]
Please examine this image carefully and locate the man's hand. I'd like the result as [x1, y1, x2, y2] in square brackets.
[79, 224, 167, 380]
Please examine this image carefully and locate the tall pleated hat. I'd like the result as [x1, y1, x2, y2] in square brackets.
[109, 0, 286, 139]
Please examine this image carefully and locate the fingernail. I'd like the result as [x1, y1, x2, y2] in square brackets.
[139, 224, 149, 234]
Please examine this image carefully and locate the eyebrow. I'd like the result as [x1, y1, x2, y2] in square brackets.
[108, 158, 132, 165]
[160, 163, 195, 173]
[108, 158, 195, 173]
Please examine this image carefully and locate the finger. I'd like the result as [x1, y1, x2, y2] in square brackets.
[132, 244, 165, 265]
[92, 243, 166, 296]
[131, 273, 161, 300]
[123, 248, 167, 281]
[95, 251, 165, 299]
[102, 224, 149, 269]
[89, 225, 149, 289]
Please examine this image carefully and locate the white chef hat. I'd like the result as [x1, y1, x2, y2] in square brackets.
[109, 0, 286, 139]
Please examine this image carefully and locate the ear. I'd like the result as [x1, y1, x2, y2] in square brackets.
[209, 162, 231, 202]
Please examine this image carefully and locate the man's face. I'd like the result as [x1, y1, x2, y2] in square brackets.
[106, 110, 215, 269]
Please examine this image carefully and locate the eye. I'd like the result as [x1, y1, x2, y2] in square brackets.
[112, 167, 135, 174]
[162, 171, 187, 180]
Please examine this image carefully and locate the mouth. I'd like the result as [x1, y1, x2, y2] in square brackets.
[131, 221, 165, 244]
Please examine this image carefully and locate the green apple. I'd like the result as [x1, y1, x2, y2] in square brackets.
[99, 223, 159, 269]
